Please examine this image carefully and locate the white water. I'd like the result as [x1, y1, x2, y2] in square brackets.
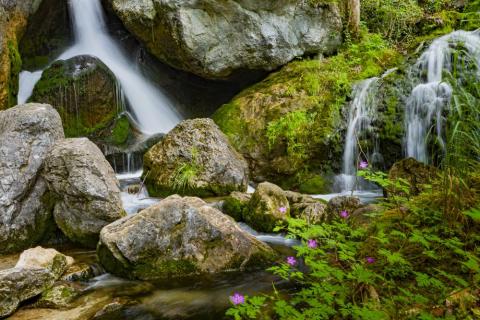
[18, 0, 182, 135]
[18, 71, 43, 104]
[405, 30, 480, 163]
[340, 77, 380, 191]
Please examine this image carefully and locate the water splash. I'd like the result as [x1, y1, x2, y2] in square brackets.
[18, 0, 182, 135]
[405, 30, 480, 163]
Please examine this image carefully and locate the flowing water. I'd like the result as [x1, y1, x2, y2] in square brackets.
[18, 0, 182, 135]
[339, 77, 380, 192]
[405, 30, 480, 163]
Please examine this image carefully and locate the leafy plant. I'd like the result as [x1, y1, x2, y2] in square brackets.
[170, 147, 202, 192]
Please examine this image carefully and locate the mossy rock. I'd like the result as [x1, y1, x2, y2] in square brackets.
[29, 55, 131, 146]
[223, 192, 252, 221]
[213, 32, 403, 188]
[298, 175, 330, 194]
[245, 182, 290, 233]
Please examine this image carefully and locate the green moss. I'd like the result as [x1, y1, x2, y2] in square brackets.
[299, 175, 329, 194]
[111, 115, 130, 145]
[223, 193, 250, 221]
[7, 40, 22, 108]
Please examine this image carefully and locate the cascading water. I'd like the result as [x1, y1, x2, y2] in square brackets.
[405, 30, 480, 163]
[339, 77, 380, 192]
[18, 0, 182, 135]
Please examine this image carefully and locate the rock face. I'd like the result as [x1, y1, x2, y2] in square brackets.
[19, 0, 72, 70]
[105, 0, 343, 79]
[30, 55, 130, 146]
[0, 104, 64, 254]
[0, 247, 73, 318]
[223, 192, 252, 221]
[143, 118, 249, 197]
[388, 158, 438, 196]
[244, 182, 290, 232]
[97, 195, 276, 281]
[326, 195, 362, 219]
[0, 0, 39, 109]
[42, 138, 125, 248]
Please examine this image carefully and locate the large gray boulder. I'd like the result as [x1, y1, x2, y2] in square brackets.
[0, 103, 64, 254]
[97, 195, 276, 281]
[0, 247, 73, 318]
[42, 138, 126, 248]
[105, 0, 343, 79]
[143, 118, 249, 197]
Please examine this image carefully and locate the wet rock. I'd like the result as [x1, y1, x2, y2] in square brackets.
[104, 0, 342, 79]
[19, 0, 72, 70]
[36, 281, 82, 309]
[97, 195, 276, 281]
[42, 138, 126, 248]
[0, 0, 39, 109]
[223, 192, 251, 221]
[61, 263, 96, 282]
[0, 247, 73, 317]
[143, 118, 249, 197]
[30, 55, 129, 146]
[0, 103, 64, 254]
[326, 195, 362, 221]
[244, 182, 290, 232]
[388, 158, 438, 196]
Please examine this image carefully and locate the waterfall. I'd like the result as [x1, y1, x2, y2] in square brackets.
[18, 0, 182, 135]
[339, 77, 380, 192]
[405, 30, 480, 163]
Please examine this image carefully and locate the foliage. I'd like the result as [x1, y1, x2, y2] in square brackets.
[226, 168, 480, 319]
[110, 115, 130, 146]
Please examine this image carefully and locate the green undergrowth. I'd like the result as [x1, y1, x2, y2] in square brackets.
[7, 40, 22, 108]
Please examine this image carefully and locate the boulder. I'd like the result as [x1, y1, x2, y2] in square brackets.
[97, 195, 276, 281]
[244, 182, 290, 232]
[0, 247, 73, 317]
[388, 158, 438, 196]
[291, 201, 328, 225]
[0, 0, 39, 109]
[42, 138, 126, 248]
[15, 246, 74, 278]
[0, 103, 64, 254]
[30, 55, 130, 146]
[36, 282, 82, 309]
[104, 0, 342, 79]
[143, 118, 249, 197]
[223, 192, 251, 221]
[326, 195, 362, 220]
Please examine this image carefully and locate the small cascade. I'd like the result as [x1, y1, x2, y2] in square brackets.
[405, 30, 480, 163]
[18, 0, 182, 135]
[339, 77, 380, 192]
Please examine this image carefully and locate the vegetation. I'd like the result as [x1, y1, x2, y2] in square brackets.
[7, 40, 22, 108]
[170, 147, 202, 193]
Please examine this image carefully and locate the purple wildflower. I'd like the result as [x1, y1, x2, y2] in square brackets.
[279, 206, 287, 214]
[366, 257, 376, 264]
[287, 256, 297, 266]
[359, 161, 369, 169]
[340, 210, 349, 219]
[229, 292, 245, 305]
[307, 239, 318, 249]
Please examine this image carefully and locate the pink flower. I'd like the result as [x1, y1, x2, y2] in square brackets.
[359, 161, 368, 169]
[307, 239, 317, 248]
[229, 292, 245, 305]
[286, 256, 297, 266]
[340, 210, 349, 219]
[366, 257, 376, 264]
[279, 206, 287, 213]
